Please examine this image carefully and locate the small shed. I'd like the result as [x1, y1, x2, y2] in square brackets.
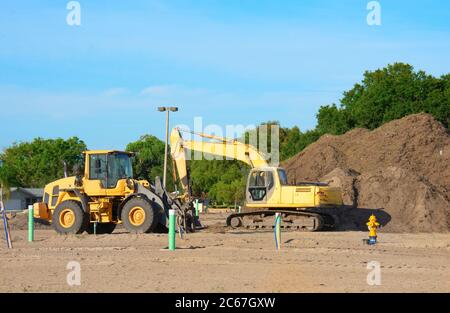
[2, 188, 44, 211]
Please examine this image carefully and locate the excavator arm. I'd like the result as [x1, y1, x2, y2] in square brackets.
[170, 128, 269, 195]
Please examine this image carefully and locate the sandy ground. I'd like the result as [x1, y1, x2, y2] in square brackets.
[0, 213, 449, 293]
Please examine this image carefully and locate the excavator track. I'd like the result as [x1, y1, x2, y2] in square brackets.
[226, 209, 336, 232]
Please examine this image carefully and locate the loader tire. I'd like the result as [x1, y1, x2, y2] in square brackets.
[121, 197, 159, 234]
[52, 200, 86, 234]
[86, 222, 117, 234]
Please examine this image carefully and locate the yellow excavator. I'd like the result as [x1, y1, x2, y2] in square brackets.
[33, 150, 196, 234]
[170, 128, 343, 231]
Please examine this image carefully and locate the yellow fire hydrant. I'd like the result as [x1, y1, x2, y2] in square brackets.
[366, 214, 380, 245]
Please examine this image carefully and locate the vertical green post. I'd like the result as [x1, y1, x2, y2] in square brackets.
[194, 199, 199, 217]
[168, 209, 176, 250]
[28, 205, 34, 242]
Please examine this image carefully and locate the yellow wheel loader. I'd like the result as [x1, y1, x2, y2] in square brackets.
[170, 128, 344, 231]
[33, 150, 196, 234]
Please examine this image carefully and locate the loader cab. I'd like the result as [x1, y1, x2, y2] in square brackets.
[84, 150, 134, 191]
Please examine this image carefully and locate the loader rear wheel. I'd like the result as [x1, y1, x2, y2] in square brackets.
[53, 200, 86, 234]
[121, 197, 158, 234]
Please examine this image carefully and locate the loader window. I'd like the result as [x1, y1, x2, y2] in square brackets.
[89, 154, 107, 187]
[43, 192, 50, 205]
[106, 153, 133, 188]
[51, 185, 59, 207]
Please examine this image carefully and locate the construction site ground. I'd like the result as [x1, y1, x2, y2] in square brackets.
[0, 213, 449, 293]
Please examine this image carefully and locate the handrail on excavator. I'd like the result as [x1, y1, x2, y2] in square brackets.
[176, 128, 238, 144]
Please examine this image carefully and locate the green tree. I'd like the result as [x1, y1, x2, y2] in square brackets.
[0, 137, 86, 188]
[125, 135, 175, 191]
[279, 127, 322, 160]
[189, 159, 249, 206]
[316, 104, 353, 135]
[0, 160, 11, 203]
[211, 179, 246, 208]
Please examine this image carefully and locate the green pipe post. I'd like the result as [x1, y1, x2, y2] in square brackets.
[194, 199, 199, 217]
[168, 209, 176, 250]
[275, 212, 281, 251]
[28, 205, 34, 242]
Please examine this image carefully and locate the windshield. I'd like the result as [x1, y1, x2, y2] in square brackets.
[107, 153, 133, 188]
[249, 171, 269, 187]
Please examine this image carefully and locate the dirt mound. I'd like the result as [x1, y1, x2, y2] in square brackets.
[0, 210, 51, 231]
[283, 113, 450, 233]
[354, 167, 449, 232]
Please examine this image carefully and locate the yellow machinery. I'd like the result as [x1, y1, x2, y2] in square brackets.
[170, 128, 343, 231]
[34, 150, 195, 234]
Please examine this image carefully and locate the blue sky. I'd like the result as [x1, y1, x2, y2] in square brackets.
[1, 0, 449, 150]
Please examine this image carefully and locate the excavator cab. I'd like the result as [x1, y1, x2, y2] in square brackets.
[246, 168, 291, 203]
[247, 169, 274, 202]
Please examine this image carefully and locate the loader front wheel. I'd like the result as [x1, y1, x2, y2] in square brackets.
[53, 201, 86, 234]
[121, 197, 158, 233]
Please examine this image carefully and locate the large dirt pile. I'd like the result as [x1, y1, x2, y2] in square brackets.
[283, 113, 450, 233]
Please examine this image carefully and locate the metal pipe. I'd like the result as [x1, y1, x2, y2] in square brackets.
[163, 110, 169, 188]
[2, 207, 12, 248]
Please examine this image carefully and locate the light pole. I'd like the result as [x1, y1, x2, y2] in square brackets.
[158, 106, 178, 188]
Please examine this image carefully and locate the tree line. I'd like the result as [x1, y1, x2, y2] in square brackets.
[1, 63, 449, 206]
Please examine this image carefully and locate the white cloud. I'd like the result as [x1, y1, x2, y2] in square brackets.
[140, 85, 175, 96]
